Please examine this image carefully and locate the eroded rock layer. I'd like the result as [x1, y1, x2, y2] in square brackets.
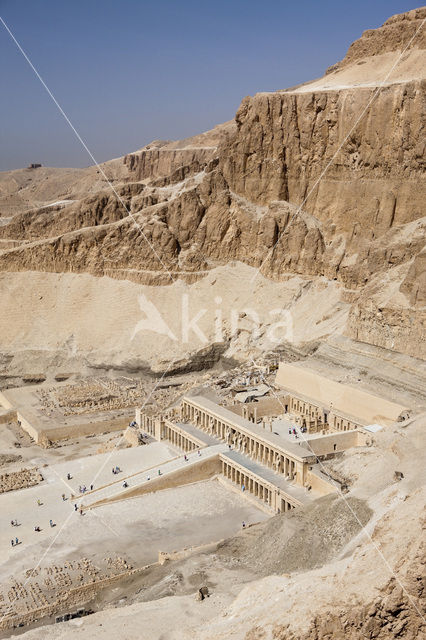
[0, 8, 424, 359]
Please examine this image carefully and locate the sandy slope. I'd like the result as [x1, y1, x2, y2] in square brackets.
[282, 48, 426, 93]
[0, 264, 349, 377]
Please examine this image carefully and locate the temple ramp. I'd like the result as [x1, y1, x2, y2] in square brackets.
[83, 445, 226, 510]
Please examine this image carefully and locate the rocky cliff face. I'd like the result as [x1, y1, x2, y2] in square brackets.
[222, 82, 424, 234]
[0, 8, 424, 358]
[123, 121, 235, 182]
[332, 6, 426, 69]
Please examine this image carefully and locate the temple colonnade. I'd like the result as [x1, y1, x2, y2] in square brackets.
[220, 455, 298, 513]
[180, 397, 313, 487]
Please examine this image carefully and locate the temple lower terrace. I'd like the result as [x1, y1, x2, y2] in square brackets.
[0, 440, 267, 631]
[0, 359, 417, 633]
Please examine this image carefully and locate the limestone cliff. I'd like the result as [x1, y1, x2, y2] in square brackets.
[0, 8, 424, 358]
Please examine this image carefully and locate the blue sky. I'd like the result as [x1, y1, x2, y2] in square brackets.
[0, 0, 421, 170]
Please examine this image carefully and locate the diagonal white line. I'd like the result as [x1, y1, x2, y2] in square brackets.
[79, 360, 175, 499]
[0, 505, 76, 625]
[0, 21, 190, 601]
[248, 355, 426, 624]
[38, 456, 119, 537]
[0, 362, 174, 627]
[1, 8, 423, 630]
[89, 509, 120, 538]
[249, 15, 426, 284]
[0, 15, 176, 284]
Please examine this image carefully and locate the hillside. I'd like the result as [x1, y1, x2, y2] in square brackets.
[0, 8, 425, 640]
[0, 7, 424, 378]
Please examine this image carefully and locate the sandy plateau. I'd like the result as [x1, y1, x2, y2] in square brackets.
[0, 7, 425, 640]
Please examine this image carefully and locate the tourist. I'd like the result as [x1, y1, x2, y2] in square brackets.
[49, 519, 54, 527]
[62, 493, 66, 501]
[123, 481, 128, 488]
[242, 521, 246, 529]
[242, 484, 245, 492]
[11, 540, 14, 547]
[37, 499, 42, 506]
[198, 450, 201, 457]
[10, 520, 14, 527]
[147, 475, 150, 481]
[34, 526, 41, 532]
[184, 454, 188, 461]
[15, 537, 18, 545]
[158, 470, 161, 476]
[90, 484, 93, 491]
[67, 473, 72, 480]
[112, 467, 115, 475]
[74, 503, 78, 511]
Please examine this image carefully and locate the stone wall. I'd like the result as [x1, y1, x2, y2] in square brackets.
[303, 430, 365, 456]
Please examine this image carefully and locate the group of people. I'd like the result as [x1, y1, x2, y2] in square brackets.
[78, 484, 93, 493]
[10, 473, 87, 549]
[10, 520, 20, 545]
[9, 462, 111, 550]
[184, 450, 202, 462]
[112, 466, 121, 475]
[10, 513, 56, 546]
[288, 427, 300, 439]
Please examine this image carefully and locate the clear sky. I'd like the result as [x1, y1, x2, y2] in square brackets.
[0, 0, 421, 171]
